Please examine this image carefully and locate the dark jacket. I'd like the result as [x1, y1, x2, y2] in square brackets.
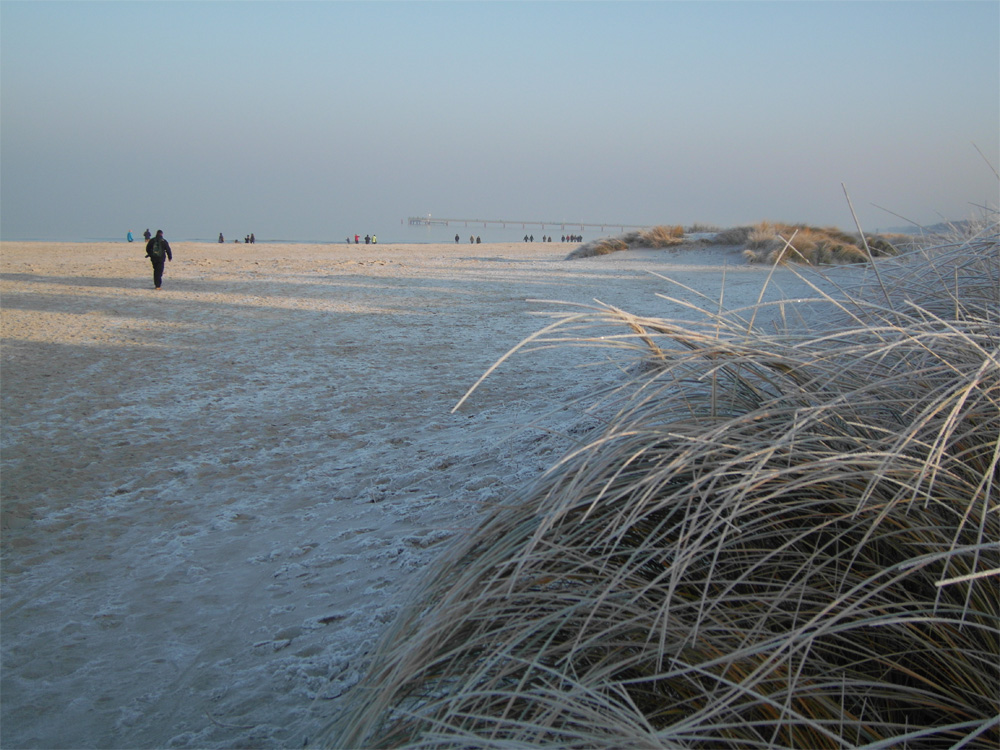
[145, 235, 172, 261]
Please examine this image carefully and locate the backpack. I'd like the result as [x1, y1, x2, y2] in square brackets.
[148, 237, 165, 260]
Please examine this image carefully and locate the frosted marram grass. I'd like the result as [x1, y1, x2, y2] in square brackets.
[323, 224, 999, 749]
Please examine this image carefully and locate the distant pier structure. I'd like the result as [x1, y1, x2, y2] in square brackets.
[407, 215, 648, 232]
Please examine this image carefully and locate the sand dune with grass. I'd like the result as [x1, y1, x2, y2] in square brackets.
[1, 233, 995, 749]
[570, 222, 912, 265]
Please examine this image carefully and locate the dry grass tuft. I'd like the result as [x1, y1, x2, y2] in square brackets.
[322, 221, 999, 749]
[713, 225, 754, 245]
[569, 236, 629, 257]
[569, 225, 688, 258]
[570, 222, 901, 265]
[639, 224, 686, 248]
[687, 222, 721, 233]
[739, 222, 899, 265]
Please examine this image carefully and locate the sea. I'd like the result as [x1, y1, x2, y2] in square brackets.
[17, 220, 647, 246]
[332, 220, 639, 246]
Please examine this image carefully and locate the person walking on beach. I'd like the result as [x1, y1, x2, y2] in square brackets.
[144, 228, 152, 241]
[145, 229, 172, 290]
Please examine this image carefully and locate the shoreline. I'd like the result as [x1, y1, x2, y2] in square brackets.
[1, 237, 603, 248]
[1, 239, 593, 251]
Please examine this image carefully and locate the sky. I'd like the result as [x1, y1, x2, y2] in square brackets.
[1, 0, 997, 242]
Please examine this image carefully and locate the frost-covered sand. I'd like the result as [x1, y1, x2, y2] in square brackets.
[1, 240, 868, 748]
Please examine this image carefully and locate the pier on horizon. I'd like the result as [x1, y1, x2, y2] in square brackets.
[406, 215, 649, 232]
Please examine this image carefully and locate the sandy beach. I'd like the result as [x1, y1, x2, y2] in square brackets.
[1, 240, 871, 748]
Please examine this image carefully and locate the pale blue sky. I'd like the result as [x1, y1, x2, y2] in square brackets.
[2, 1, 997, 241]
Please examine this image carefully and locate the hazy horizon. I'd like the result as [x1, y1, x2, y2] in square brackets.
[2, 1, 997, 242]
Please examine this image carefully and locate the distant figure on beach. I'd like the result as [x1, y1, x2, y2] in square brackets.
[355, 234, 360, 244]
[127, 231, 134, 242]
[455, 234, 460, 243]
[144, 228, 151, 241]
[144, 229, 172, 290]
[372, 235, 377, 244]
[218, 233, 224, 243]
[476, 236, 481, 244]
[530, 234, 534, 242]
[524, 235, 529, 242]
[250, 233, 255, 244]
[470, 235, 474, 243]
[365, 234, 371, 244]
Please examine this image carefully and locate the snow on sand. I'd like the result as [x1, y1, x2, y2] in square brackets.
[0, 241, 865, 748]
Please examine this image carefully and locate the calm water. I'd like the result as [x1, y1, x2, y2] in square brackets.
[340, 220, 632, 246]
[21, 221, 643, 245]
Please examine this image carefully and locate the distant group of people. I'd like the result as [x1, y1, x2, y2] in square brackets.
[132, 229, 257, 246]
[315, 232, 581, 245]
[218, 233, 255, 243]
[524, 235, 577, 243]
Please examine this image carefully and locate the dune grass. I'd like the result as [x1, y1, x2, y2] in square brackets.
[569, 225, 688, 258]
[571, 221, 903, 265]
[322, 225, 999, 749]
[740, 222, 900, 265]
